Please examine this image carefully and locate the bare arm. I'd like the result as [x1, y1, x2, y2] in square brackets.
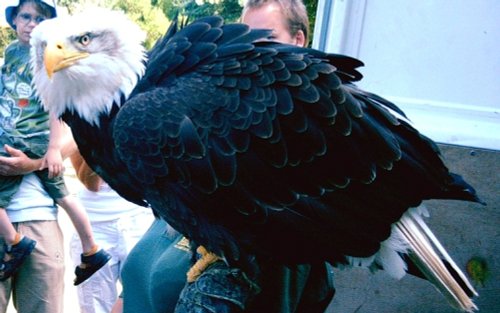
[70, 152, 103, 192]
[59, 121, 79, 159]
[43, 114, 65, 178]
[110, 298, 123, 313]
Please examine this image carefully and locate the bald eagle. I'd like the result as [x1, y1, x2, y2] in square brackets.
[30, 8, 482, 311]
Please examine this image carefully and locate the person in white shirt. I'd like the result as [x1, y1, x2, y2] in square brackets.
[69, 153, 154, 313]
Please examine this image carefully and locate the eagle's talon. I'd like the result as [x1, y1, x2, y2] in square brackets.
[186, 246, 222, 283]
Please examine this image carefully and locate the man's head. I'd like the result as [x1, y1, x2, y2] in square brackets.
[6, 0, 57, 45]
[241, 0, 309, 47]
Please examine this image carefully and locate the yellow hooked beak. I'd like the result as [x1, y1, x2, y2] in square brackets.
[44, 42, 90, 78]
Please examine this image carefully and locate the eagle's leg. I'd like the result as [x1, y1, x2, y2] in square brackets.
[186, 246, 222, 282]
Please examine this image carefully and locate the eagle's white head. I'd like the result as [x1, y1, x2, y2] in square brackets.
[30, 8, 147, 126]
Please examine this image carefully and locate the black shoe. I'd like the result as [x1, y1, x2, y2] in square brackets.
[0, 236, 37, 281]
[74, 249, 111, 285]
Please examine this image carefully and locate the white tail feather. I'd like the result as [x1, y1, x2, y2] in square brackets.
[374, 234, 410, 279]
[395, 208, 478, 312]
[346, 219, 411, 279]
[345, 206, 477, 312]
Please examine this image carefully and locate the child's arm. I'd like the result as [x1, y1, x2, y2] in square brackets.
[59, 121, 79, 159]
[43, 114, 64, 178]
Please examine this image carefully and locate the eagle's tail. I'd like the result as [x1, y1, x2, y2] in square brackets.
[345, 206, 478, 312]
[394, 208, 478, 312]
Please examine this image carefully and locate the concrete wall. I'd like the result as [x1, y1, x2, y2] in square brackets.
[326, 144, 499, 312]
[313, 0, 500, 151]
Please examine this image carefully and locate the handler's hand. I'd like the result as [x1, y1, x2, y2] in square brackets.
[0, 144, 42, 176]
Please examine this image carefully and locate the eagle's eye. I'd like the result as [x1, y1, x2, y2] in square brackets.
[78, 34, 91, 46]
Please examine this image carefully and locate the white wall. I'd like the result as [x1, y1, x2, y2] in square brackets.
[313, 0, 500, 150]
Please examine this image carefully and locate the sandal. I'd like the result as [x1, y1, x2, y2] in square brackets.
[74, 248, 111, 285]
[0, 236, 37, 281]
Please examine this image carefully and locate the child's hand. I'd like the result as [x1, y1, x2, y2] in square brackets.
[43, 147, 64, 178]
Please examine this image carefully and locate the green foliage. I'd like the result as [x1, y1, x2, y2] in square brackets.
[111, 0, 169, 49]
[159, 0, 242, 23]
[304, 0, 318, 44]
[58, 0, 116, 14]
[157, 0, 317, 42]
[217, 0, 244, 22]
[57, 0, 169, 49]
[159, 0, 317, 41]
[0, 27, 16, 58]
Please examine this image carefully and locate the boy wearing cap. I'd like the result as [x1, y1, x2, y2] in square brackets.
[0, 4, 66, 311]
[0, 0, 110, 296]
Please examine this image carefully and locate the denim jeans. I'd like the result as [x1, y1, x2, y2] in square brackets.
[175, 261, 260, 313]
